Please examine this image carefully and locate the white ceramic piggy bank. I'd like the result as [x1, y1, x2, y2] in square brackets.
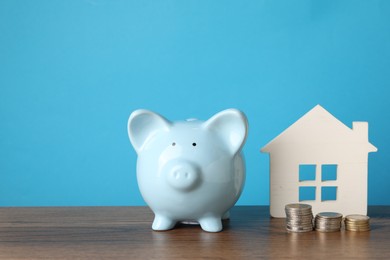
[128, 109, 248, 232]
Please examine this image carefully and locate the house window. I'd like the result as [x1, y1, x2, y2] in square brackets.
[322, 186, 337, 201]
[299, 186, 316, 201]
[322, 164, 337, 181]
[298, 164, 338, 202]
[321, 186, 337, 201]
[299, 164, 316, 181]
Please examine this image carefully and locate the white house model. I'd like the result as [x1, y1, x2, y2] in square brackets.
[261, 105, 377, 218]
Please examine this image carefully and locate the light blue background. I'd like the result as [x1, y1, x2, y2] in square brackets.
[1, 0, 389, 206]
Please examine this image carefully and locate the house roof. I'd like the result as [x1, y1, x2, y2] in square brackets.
[261, 104, 377, 153]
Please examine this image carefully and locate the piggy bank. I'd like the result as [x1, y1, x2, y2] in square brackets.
[127, 109, 248, 232]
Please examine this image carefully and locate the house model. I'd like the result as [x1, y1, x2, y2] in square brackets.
[261, 105, 377, 218]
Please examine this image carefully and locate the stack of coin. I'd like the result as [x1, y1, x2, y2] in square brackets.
[285, 203, 313, 232]
[314, 212, 343, 232]
[344, 214, 370, 232]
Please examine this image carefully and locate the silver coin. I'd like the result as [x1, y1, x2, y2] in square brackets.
[287, 226, 314, 232]
[316, 212, 343, 219]
[285, 203, 312, 210]
[288, 216, 313, 221]
[314, 213, 343, 232]
[316, 222, 341, 226]
[285, 203, 314, 233]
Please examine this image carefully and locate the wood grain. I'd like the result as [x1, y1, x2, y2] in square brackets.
[1, 206, 389, 259]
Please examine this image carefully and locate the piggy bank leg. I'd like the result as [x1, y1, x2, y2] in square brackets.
[152, 215, 176, 231]
[198, 217, 223, 232]
[222, 211, 230, 220]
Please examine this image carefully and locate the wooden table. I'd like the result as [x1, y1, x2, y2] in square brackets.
[1, 206, 389, 259]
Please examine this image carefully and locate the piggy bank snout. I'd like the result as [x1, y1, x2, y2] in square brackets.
[165, 161, 200, 191]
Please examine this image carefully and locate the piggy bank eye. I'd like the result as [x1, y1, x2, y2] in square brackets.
[172, 142, 176, 146]
[192, 143, 197, 147]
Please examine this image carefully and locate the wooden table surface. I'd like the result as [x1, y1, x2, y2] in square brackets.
[1, 206, 389, 259]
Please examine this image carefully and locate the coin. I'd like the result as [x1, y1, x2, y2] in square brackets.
[285, 203, 313, 233]
[344, 214, 370, 232]
[314, 212, 343, 232]
[316, 212, 343, 219]
[285, 203, 312, 210]
[345, 215, 370, 222]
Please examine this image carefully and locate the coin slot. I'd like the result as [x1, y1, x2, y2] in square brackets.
[321, 164, 337, 181]
[299, 164, 316, 182]
[299, 186, 316, 201]
[321, 186, 337, 201]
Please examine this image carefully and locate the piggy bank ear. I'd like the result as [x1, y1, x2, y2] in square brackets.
[203, 109, 248, 154]
[128, 109, 171, 153]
